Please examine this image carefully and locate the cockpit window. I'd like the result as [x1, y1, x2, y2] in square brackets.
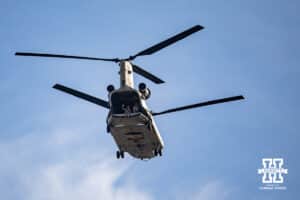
[111, 91, 142, 114]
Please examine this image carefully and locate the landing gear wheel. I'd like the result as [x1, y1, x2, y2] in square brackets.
[154, 149, 158, 156]
[116, 151, 120, 159]
[158, 149, 162, 156]
[106, 126, 110, 133]
[120, 151, 125, 158]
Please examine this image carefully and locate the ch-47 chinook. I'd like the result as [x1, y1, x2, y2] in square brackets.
[15, 25, 244, 160]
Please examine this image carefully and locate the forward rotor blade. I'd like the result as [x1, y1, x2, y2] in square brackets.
[152, 95, 244, 116]
[15, 52, 119, 62]
[132, 64, 165, 84]
[53, 84, 110, 109]
[132, 25, 204, 58]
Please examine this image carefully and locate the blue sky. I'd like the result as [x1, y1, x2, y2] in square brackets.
[1, 0, 299, 199]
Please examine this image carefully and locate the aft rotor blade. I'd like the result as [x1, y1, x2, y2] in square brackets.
[132, 64, 165, 84]
[15, 52, 120, 62]
[152, 95, 244, 116]
[132, 25, 204, 58]
[53, 84, 110, 109]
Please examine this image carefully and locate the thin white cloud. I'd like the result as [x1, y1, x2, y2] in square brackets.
[0, 129, 153, 200]
[189, 181, 232, 200]
[23, 158, 152, 200]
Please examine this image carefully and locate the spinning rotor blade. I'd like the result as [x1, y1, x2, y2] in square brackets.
[16, 25, 204, 85]
[53, 84, 110, 109]
[16, 25, 204, 62]
[132, 25, 204, 59]
[152, 95, 244, 116]
[15, 52, 119, 62]
[132, 64, 164, 84]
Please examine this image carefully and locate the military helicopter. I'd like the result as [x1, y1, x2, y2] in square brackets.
[15, 25, 244, 160]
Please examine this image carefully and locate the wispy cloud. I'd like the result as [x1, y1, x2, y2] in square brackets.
[173, 180, 233, 200]
[189, 181, 232, 200]
[23, 158, 152, 200]
[0, 129, 153, 200]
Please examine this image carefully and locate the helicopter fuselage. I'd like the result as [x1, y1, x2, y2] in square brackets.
[106, 89, 164, 159]
[106, 61, 164, 159]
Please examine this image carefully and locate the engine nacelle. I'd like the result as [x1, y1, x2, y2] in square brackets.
[107, 84, 115, 93]
[138, 83, 151, 99]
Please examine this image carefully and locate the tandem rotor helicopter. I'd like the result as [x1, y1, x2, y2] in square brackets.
[15, 25, 244, 160]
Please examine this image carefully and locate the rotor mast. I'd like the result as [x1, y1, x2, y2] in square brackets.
[119, 61, 134, 88]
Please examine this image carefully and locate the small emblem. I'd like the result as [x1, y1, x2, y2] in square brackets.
[258, 158, 288, 190]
